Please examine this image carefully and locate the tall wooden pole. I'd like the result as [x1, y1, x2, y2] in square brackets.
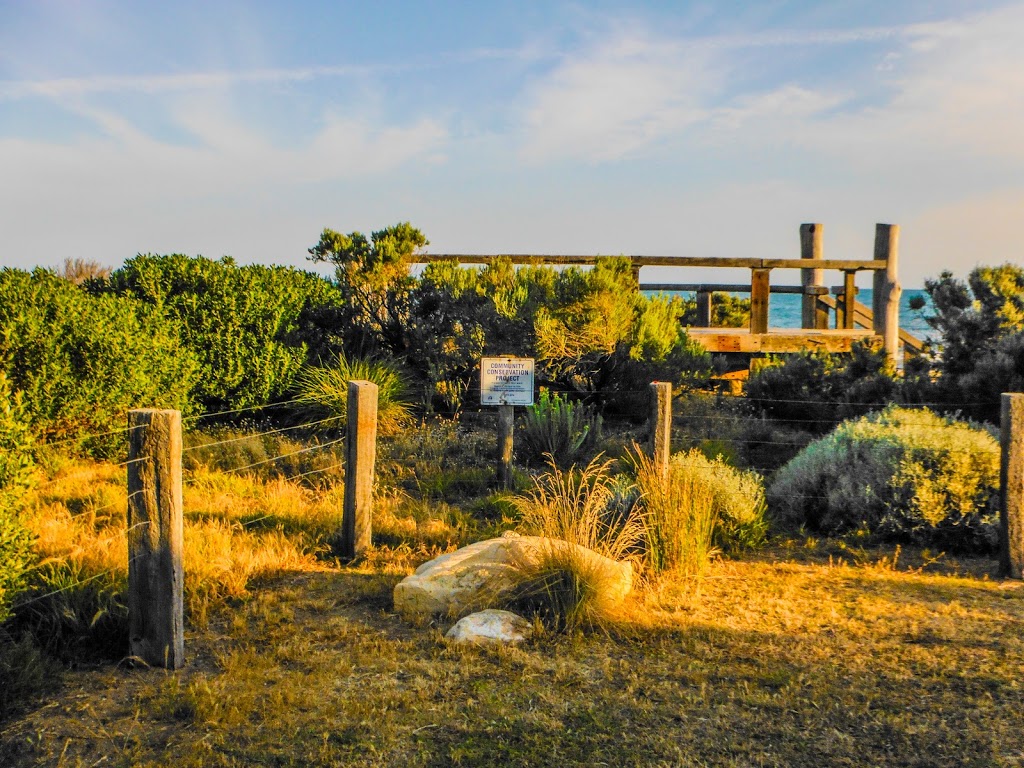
[497, 404, 515, 489]
[800, 223, 825, 330]
[1000, 393, 1024, 579]
[127, 409, 184, 670]
[750, 269, 771, 334]
[872, 223, 901, 366]
[342, 380, 378, 559]
[648, 382, 672, 480]
[696, 290, 712, 327]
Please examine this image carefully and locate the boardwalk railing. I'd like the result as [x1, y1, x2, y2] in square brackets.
[415, 222, 915, 366]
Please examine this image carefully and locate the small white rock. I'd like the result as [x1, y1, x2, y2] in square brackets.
[445, 609, 534, 645]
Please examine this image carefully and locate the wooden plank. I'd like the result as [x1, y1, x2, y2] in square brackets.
[417, 254, 887, 271]
[641, 283, 828, 295]
[841, 271, 857, 330]
[685, 328, 878, 354]
[818, 295, 926, 355]
[750, 269, 770, 334]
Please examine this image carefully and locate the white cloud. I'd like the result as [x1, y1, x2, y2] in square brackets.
[519, 34, 715, 163]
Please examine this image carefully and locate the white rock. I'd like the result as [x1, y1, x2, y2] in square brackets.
[393, 535, 632, 618]
[445, 609, 534, 645]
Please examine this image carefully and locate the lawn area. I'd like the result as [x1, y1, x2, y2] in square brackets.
[1, 542, 1021, 767]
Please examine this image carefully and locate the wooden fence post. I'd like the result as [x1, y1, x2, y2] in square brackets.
[127, 409, 184, 670]
[872, 223, 901, 366]
[497, 404, 514, 489]
[1000, 393, 1024, 579]
[649, 382, 672, 480]
[342, 380, 378, 559]
[696, 290, 712, 327]
[750, 269, 770, 334]
[800, 223, 825, 329]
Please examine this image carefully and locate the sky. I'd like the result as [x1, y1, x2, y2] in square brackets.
[1, 0, 1023, 288]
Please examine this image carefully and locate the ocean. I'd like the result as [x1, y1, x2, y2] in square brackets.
[646, 288, 934, 340]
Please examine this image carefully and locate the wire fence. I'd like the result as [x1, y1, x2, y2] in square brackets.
[13, 383, 1015, 611]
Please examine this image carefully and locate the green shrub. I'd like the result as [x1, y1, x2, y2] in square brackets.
[292, 355, 412, 435]
[0, 268, 196, 453]
[520, 390, 602, 468]
[746, 343, 899, 431]
[634, 448, 765, 575]
[768, 406, 1000, 551]
[0, 372, 35, 625]
[104, 254, 343, 413]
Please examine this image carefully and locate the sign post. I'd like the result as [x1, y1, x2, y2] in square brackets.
[480, 357, 535, 488]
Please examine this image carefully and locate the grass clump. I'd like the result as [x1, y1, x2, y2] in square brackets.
[519, 389, 602, 468]
[634, 448, 767, 577]
[509, 457, 643, 631]
[292, 355, 411, 435]
[768, 405, 1000, 551]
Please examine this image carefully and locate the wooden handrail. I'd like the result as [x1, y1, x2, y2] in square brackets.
[640, 283, 829, 295]
[816, 295, 925, 355]
[417, 254, 888, 271]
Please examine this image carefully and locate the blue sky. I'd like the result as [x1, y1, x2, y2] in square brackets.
[2, 1, 1022, 287]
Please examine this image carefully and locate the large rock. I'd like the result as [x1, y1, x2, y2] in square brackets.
[393, 533, 633, 618]
[445, 609, 534, 645]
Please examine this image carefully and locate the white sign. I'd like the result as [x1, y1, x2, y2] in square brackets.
[480, 357, 535, 406]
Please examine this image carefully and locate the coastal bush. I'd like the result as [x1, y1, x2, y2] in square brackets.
[0, 268, 195, 453]
[104, 254, 344, 413]
[0, 372, 35, 625]
[634, 449, 767, 576]
[746, 343, 899, 431]
[768, 406, 1000, 551]
[918, 264, 1024, 423]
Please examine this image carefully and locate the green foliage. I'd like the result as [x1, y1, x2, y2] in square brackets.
[746, 343, 899, 431]
[0, 634, 60, 720]
[308, 223, 427, 357]
[519, 390, 602, 468]
[0, 268, 195, 453]
[922, 265, 1024, 422]
[292, 356, 412, 435]
[0, 373, 35, 625]
[105, 254, 343, 413]
[768, 406, 1000, 551]
[634, 449, 766, 575]
[678, 291, 751, 327]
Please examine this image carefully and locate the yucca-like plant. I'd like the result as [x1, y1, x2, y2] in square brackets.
[508, 457, 643, 631]
[293, 356, 412, 435]
[520, 389, 602, 468]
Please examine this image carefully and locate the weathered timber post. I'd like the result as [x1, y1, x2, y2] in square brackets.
[838, 271, 857, 330]
[696, 290, 712, 327]
[648, 382, 672, 480]
[127, 409, 184, 670]
[872, 223, 901, 366]
[497, 404, 514, 489]
[800, 223, 826, 330]
[750, 269, 770, 334]
[342, 380, 378, 559]
[1000, 393, 1024, 579]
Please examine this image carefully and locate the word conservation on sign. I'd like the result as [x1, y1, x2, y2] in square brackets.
[480, 357, 535, 406]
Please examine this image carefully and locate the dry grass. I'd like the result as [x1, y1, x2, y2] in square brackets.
[0, 543, 1021, 767]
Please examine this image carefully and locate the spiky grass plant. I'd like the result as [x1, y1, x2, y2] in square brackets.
[293, 355, 411, 435]
[519, 389, 602, 467]
[633, 449, 720, 579]
[509, 457, 644, 631]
